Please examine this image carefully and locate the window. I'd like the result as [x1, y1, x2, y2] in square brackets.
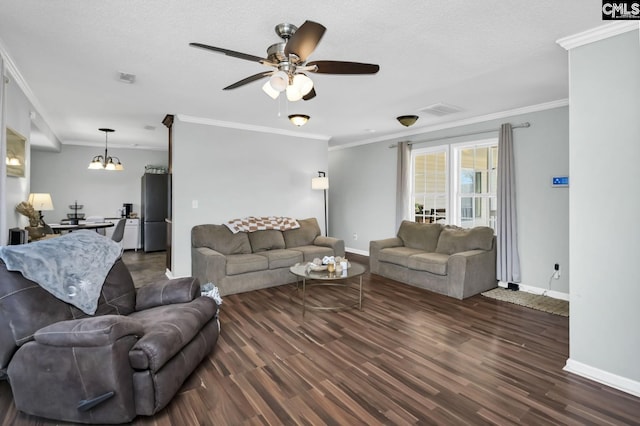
[410, 138, 498, 230]
[453, 140, 498, 229]
[412, 147, 448, 224]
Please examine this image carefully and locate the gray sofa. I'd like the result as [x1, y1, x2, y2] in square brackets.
[369, 221, 497, 299]
[192, 218, 345, 296]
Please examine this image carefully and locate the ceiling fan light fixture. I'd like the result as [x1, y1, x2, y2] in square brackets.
[292, 74, 313, 96]
[262, 81, 280, 99]
[397, 115, 419, 127]
[269, 70, 288, 92]
[286, 84, 303, 102]
[289, 114, 310, 126]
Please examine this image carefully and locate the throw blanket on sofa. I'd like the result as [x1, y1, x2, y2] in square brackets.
[224, 216, 300, 234]
[0, 230, 123, 315]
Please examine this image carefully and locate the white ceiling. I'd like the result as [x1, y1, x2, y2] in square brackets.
[0, 1, 604, 151]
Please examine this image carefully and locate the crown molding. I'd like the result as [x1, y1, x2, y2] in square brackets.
[557, 22, 639, 50]
[329, 99, 569, 151]
[0, 38, 62, 148]
[176, 114, 331, 141]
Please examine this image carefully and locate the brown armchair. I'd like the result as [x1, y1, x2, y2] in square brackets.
[0, 257, 219, 424]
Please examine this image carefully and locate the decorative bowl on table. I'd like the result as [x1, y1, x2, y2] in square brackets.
[307, 263, 328, 272]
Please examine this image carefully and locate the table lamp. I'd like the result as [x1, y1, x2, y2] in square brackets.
[28, 193, 54, 228]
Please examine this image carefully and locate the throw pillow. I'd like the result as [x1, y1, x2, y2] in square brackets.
[435, 226, 494, 255]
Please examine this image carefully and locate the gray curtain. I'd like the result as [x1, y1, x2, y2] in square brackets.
[395, 141, 411, 230]
[496, 123, 521, 283]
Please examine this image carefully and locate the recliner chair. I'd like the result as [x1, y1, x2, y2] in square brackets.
[0, 253, 219, 423]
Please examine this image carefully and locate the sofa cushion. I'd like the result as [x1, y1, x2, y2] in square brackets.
[291, 245, 335, 262]
[407, 253, 450, 275]
[378, 247, 425, 267]
[397, 221, 443, 252]
[283, 218, 321, 248]
[128, 297, 217, 371]
[225, 254, 268, 276]
[435, 226, 495, 255]
[191, 224, 251, 255]
[256, 249, 303, 270]
[248, 230, 286, 253]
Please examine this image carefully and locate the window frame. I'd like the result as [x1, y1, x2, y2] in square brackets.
[409, 137, 498, 229]
[451, 138, 498, 228]
[410, 145, 450, 224]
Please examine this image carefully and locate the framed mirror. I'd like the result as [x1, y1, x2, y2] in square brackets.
[6, 127, 26, 178]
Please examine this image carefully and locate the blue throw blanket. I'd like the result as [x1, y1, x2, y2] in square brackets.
[0, 230, 123, 315]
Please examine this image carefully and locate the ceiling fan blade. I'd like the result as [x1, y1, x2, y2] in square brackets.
[223, 72, 272, 90]
[307, 60, 380, 75]
[303, 87, 316, 101]
[189, 42, 267, 63]
[284, 21, 326, 62]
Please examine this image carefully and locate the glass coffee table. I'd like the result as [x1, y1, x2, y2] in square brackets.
[289, 262, 366, 317]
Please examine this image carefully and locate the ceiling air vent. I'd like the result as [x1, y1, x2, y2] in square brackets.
[419, 103, 463, 117]
[118, 72, 136, 84]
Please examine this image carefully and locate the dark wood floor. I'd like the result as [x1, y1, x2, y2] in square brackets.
[2, 253, 640, 425]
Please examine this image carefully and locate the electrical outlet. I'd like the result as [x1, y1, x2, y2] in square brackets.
[553, 263, 560, 279]
[353, 233, 358, 241]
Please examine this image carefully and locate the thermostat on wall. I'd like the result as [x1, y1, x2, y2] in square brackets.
[551, 176, 569, 187]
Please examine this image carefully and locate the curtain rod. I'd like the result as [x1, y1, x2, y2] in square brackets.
[389, 122, 530, 148]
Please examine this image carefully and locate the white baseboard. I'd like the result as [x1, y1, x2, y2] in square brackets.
[345, 247, 369, 256]
[564, 358, 640, 398]
[498, 281, 569, 301]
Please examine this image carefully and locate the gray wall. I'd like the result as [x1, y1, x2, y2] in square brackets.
[329, 106, 570, 296]
[31, 145, 168, 221]
[3, 71, 33, 231]
[171, 117, 329, 277]
[566, 29, 640, 390]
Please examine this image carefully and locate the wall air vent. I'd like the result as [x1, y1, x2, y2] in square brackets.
[419, 103, 463, 117]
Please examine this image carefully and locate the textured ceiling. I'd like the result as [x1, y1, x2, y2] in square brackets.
[0, 1, 604, 150]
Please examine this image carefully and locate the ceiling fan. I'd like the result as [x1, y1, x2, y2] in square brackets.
[190, 21, 380, 101]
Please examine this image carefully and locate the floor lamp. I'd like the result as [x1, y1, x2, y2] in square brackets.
[312, 171, 329, 236]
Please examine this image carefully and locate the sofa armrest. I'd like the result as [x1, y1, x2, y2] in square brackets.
[9, 315, 141, 423]
[369, 237, 403, 274]
[447, 249, 497, 299]
[313, 236, 345, 257]
[192, 246, 226, 287]
[34, 315, 144, 347]
[135, 277, 200, 311]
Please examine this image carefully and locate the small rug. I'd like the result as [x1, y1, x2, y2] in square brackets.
[481, 288, 569, 317]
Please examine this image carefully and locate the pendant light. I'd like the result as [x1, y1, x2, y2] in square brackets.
[88, 128, 124, 171]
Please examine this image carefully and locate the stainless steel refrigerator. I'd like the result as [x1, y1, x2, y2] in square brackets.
[141, 173, 168, 252]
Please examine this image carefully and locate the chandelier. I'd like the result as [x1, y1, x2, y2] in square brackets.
[88, 128, 124, 171]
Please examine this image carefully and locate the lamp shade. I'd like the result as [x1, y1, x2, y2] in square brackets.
[28, 193, 54, 211]
[262, 81, 280, 99]
[311, 176, 329, 190]
[269, 71, 288, 92]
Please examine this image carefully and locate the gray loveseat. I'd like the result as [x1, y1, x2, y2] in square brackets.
[192, 218, 345, 296]
[370, 221, 497, 299]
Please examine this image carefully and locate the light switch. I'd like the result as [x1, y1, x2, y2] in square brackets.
[192, 200, 198, 208]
